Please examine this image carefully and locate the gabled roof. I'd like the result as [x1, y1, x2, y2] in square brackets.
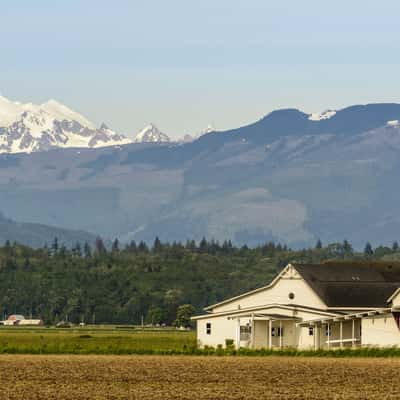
[204, 261, 400, 311]
[293, 261, 400, 308]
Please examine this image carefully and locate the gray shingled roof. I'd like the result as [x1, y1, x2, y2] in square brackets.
[294, 261, 400, 307]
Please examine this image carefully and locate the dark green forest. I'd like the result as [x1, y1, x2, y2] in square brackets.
[0, 237, 398, 325]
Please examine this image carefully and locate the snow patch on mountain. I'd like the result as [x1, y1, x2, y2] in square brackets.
[134, 124, 170, 143]
[41, 99, 95, 129]
[308, 110, 337, 121]
[0, 95, 131, 154]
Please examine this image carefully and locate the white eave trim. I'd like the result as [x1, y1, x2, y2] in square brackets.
[326, 307, 387, 311]
[192, 303, 339, 321]
[387, 287, 400, 303]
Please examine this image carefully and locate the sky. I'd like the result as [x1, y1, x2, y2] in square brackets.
[1, 0, 400, 138]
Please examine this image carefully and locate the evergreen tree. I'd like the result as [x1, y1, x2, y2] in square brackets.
[199, 237, 208, 252]
[393, 241, 399, 252]
[128, 240, 137, 252]
[153, 237, 162, 252]
[73, 242, 82, 257]
[315, 239, 322, 249]
[343, 240, 353, 254]
[51, 237, 59, 254]
[364, 242, 374, 257]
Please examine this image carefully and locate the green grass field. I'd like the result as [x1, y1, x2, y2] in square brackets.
[1, 327, 400, 357]
[0, 326, 197, 354]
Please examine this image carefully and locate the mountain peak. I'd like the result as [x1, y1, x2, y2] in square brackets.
[134, 124, 170, 143]
[263, 108, 308, 120]
[40, 98, 95, 129]
[0, 95, 131, 154]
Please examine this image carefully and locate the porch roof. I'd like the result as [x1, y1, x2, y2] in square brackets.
[192, 303, 338, 320]
[227, 313, 301, 321]
[297, 307, 392, 327]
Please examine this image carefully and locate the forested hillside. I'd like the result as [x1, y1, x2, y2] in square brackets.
[0, 238, 398, 325]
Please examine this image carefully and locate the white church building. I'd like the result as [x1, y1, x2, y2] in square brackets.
[193, 261, 400, 349]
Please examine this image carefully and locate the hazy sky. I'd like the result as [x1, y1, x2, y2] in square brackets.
[1, 0, 400, 138]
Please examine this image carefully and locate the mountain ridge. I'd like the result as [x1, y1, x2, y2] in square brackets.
[1, 101, 400, 248]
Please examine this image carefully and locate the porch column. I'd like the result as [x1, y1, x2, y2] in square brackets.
[279, 320, 282, 349]
[250, 313, 255, 349]
[269, 319, 272, 349]
[327, 323, 330, 349]
[314, 325, 319, 351]
[312, 325, 315, 350]
[352, 319, 355, 348]
[339, 321, 343, 349]
[236, 318, 241, 349]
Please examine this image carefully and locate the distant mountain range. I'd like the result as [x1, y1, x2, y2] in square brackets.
[0, 213, 96, 248]
[1, 101, 400, 248]
[0, 95, 214, 153]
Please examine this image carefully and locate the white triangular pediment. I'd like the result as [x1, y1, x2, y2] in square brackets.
[279, 263, 301, 280]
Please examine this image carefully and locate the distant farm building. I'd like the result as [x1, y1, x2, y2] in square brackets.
[1, 315, 42, 326]
[193, 262, 400, 349]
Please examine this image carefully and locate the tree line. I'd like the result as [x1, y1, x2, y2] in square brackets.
[0, 237, 398, 326]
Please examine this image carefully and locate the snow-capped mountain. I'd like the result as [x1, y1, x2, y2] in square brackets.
[134, 124, 170, 143]
[0, 95, 131, 154]
[2, 102, 400, 248]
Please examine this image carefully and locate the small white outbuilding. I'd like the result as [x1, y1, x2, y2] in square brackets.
[193, 261, 400, 349]
[0, 315, 42, 326]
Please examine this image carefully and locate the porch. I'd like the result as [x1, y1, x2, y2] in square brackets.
[299, 317, 361, 349]
[297, 309, 391, 349]
[228, 313, 300, 349]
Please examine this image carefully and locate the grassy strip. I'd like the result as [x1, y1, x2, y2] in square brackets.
[0, 344, 399, 357]
[0, 329, 397, 357]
